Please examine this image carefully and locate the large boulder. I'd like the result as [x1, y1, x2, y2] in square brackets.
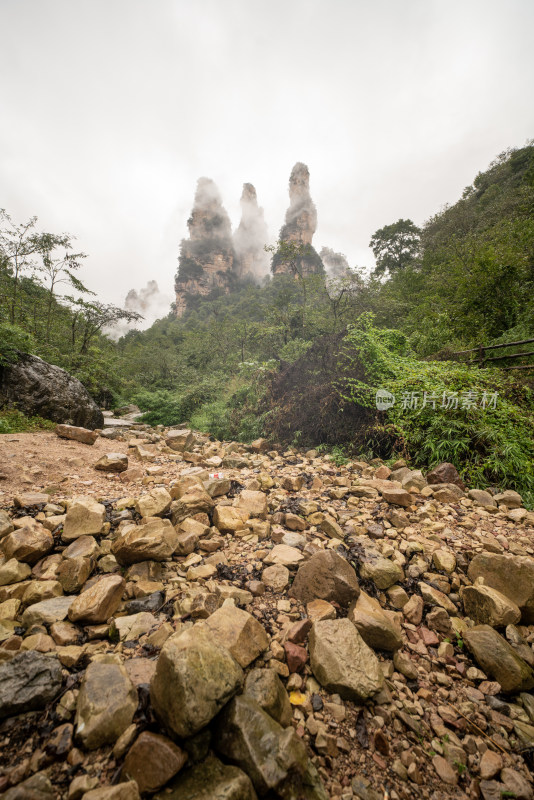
[75, 660, 137, 749]
[289, 550, 360, 606]
[468, 553, 534, 622]
[463, 625, 534, 693]
[0, 352, 103, 428]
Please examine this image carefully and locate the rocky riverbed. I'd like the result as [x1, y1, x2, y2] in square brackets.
[0, 424, 533, 800]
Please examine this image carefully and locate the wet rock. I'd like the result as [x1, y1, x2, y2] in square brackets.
[153, 755, 257, 800]
[289, 550, 360, 606]
[460, 584, 521, 627]
[0, 651, 62, 719]
[244, 668, 293, 727]
[150, 625, 243, 738]
[1, 524, 53, 565]
[348, 590, 402, 651]
[121, 731, 187, 794]
[204, 605, 269, 667]
[62, 497, 106, 541]
[214, 694, 309, 796]
[75, 659, 137, 749]
[309, 618, 384, 701]
[68, 574, 125, 624]
[463, 624, 534, 693]
[94, 452, 128, 473]
[112, 519, 179, 565]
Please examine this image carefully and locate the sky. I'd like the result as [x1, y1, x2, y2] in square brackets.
[1, 0, 533, 322]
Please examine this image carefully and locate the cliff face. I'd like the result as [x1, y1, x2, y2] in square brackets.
[233, 183, 269, 280]
[175, 178, 236, 316]
[272, 163, 324, 277]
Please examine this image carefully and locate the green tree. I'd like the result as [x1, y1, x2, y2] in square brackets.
[370, 218, 421, 277]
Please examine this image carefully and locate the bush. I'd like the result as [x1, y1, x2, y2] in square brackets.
[0, 407, 55, 433]
[0, 323, 34, 366]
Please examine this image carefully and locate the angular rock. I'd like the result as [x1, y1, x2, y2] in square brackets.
[204, 605, 269, 667]
[22, 596, 73, 627]
[468, 489, 496, 508]
[233, 490, 268, 519]
[214, 695, 309, 796]
[68, 574, 125, 624]
[348, 590, 402, 651]
[419, 581, 457, 613]
[460, 584, 521, 627]
[62, 497, 106, 541]
[121, 731, 187, 793]
[84, 783, 141, 800]
[0, 651, 62, 719]
[263, 544, 303, 569]
[432, 549, 456, 574]
[75, 659, 137, 749]
[170, 489, 214, 525]
[153, 755, 256, 800]
[493, 490, 523, 509]
[262, 564, 290, 592]
[94, 452, 128, 473]
[379, 487, 413, 508]
[150, 626, 243, 738]
[359, 556, 404, 590]
[309, 618, 384, 701]
[426, 462, 465, 490]
[1, 524, 53, 565]
[134, 488, 172, 518]
[56, 423, 99, 445]
[0, 558, 31, 586]
[244, 668, 292, 727]
[57, 556, 93, 593]
[289, 550, 360, 606]
[22, 579, 63, 606]
[463, 624, 534, 693]
[213, 505, 249, 533]
[166, 428, 194, 452]
[112, 519, 179, 565]
[468, 553, 534, 621]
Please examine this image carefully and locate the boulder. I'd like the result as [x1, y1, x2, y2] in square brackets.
[166, 429, 194, 452]
[0, 352, 103, 428]
[0, 651, 62, 719]
[134, 488, 172, 518]
[112, 519, 179, 565]
[1, 524, 53, 565]
[68, 575, 125, 624]
[204, 605, 269, 667]
[214, 695, 309, 796]
[468, 489, 497, 508]
[153, 755, 256, 800]
[233, 490, 268, 519]
[22, 596, 73, 627]
[94, 453, 128, 473]
[309, 618, 384, 701]
[468, 553, 534, 621]
[359, 556, 404, 590]
[56, 423, 99, 445]
[244, 668, 293, 727]
[213, 505, 249, 533]
[348, 590, 403, 651]
[289, 550, 360, 606]
[84, 784, 140, 800]
[379, 487, 413, 508]
[62, 497, 106, 541]
[75, 659, 138, 749]
[460, 584, 521, 627]
[121, 732, 187, 794]
[426, 463, 465, 490]
[463, 625, 534, 693]
[0, 558, 31, 586]
[150, 626, 243, 738]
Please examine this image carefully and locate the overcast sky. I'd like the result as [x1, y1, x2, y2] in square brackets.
[1, 0, 533, 318]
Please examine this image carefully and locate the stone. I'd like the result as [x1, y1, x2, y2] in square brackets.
[166, 428, 194, 451]
[359, 556, 404, 590]
[14, 492, 50, 508]
[309, 618, 384, 701]
[463, 625, 534, 693]
[468, 553, 534, 621]
[214, 694, 309, 796]
[468, 489, 497, 508]
[289, 550, 360, 606]
[204, 605, 269, 667]
[500, 767, 533, 800]
[121, 732, 187, 794]
[153, 755, 256, 800]
[94, 452, 128, 473]
[56, 424, 99, 445]
[134, 487, 172, 517]
[75, 660, 137, 749]
[124, 657, 157, 687]
[213, 505, 249, 532]
[22, 579, 63, 606]
[114, 612, 156, 641]
[112, 519, 179, 565]
[426, 462, 465, 490]
[22, 596, 73, 627]
[432, 549, 456, 574]
[68, 574, 125, 624]
[379, 487, 413, 507]
[57, 556, 93, 593]
[1, 773, 56, 800]
[62, 497, 106, 541]
[244, 668, 292, 727]
[479, 749, 503, 780]
[0, 352, 103, 428]
[0, 558, 31, 586]
[83, 782, 141, 800]
[493, 490, 523, 509]
[170, 488, 214, 524]
[262, 564, 290, 591]
[432, 755, 458, 785]
[306, 599, 337, 622]
[284, 513, 307, 531]
[0, 651, 62, 719]
[150, 625, 243, 738]
[1, 524, 53, 565]
[419, 582, 457, 613]
[348, 590, 403, 651]
[320, 516, 344, 540]
[233, 490, 268, 519]
[460, 584, 521, 627]
[263, 544, 303, 568]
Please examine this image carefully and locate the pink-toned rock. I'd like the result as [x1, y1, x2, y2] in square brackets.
[121, 732, 187, 793]
[426, 462, 465, 491]
[283, 641, 308, 673]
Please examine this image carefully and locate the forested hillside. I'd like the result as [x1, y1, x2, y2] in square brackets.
[1, 145, 533, 502]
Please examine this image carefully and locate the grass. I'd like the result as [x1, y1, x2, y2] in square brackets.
[0, 407, 56, 434]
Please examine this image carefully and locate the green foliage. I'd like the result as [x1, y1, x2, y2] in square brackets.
[0, 322, 34, 365]
[370, 218, 421, 276]
[342, 317, 534, 506]
[0, 407, 55, 433]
